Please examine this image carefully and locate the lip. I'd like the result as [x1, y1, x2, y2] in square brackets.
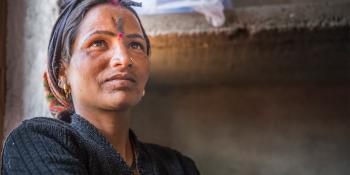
[104, 73, 136, 83]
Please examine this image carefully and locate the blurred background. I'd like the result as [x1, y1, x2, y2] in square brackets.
[0, 0, 349, 174]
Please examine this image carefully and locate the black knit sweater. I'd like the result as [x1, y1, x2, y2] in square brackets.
[1, 114, 200, 175]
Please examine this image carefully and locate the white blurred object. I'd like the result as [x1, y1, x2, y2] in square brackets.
[136, 0, 226, 27]
[193, 0, 225, 27]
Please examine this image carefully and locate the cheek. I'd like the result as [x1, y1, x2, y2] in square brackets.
[68, 54, 107, 94]
[137, 58, 150, 86]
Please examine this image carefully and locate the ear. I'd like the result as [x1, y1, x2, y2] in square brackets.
[58, 62, 70, 85]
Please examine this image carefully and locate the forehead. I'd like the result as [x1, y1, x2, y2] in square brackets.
[78, 4, 142, 34]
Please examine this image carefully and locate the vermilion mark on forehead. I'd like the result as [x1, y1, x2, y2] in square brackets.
[117, 17, 124, 33]
[110, 0, 120, 5]
[117, 32, 124, 39]
[112, 17, 124, 39]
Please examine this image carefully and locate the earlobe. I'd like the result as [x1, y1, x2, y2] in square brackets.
[58, 77, 65, 89]
[58, 62, 70, 83]
[58, 62, 72, 98]
[58, 76, 71, 98]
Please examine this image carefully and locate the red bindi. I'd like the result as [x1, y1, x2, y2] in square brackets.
[110, 0, 119, 5]
[117, 32, 124, 39]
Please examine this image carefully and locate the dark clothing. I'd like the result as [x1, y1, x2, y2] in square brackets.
[1, 114, 200, 175]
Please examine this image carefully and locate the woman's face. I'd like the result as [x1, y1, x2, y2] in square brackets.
[66, 4, 150, 112]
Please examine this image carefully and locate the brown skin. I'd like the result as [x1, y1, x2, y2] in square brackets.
[60, 4, 150, 166]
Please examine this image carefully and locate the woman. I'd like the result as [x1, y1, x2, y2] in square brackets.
[1, 0, 200, 174]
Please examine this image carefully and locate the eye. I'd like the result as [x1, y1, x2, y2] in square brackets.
[89, 40, 108, 48]
[129, 42, 145, 51]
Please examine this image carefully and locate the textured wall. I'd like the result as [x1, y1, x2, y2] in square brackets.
[134, 1, 350, 175]
[132, 85, 350, 175]
[5, 0, 57, 136]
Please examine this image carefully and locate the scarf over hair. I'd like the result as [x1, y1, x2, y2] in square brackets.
[44, 0, 142, 117]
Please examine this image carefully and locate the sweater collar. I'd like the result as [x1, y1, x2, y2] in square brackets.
[69, 113, 158, 175]
[70, 113, 142, 147]
[70, 113, 136, 175]
[70, 113, 112, 145]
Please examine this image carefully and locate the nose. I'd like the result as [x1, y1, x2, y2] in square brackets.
[109, 41, 132, 69]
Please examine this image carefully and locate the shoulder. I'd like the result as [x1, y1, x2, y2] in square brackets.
[5, 117, 76, 143]
[3, 117, 83, 155]
[8, 116, 72, 132]
[2, 117, 88, 174]
[143, 143, 200, 175]
[143, 143, 183, 159]
[3, 117, 81, 152]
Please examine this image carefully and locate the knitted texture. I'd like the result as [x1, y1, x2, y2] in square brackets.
[1, 114, 200, 175]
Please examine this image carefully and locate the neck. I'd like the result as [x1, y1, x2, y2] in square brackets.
[74, 105, 134, 166]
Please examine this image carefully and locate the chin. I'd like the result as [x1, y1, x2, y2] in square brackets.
[104, 91, 140, 111]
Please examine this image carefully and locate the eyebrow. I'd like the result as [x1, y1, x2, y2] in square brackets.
[125, 33, 145, 40]
[83, 30, 145, 43]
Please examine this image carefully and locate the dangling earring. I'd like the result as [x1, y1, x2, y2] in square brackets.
[142, 90, 145, 97]
[63, 84, 71, 98]
[59, 78, 71, 98]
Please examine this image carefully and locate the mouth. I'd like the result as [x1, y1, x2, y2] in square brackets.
[104, 73, 136, 83]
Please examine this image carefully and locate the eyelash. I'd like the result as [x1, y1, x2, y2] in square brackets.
[89, 40, 108, 48]
[129, 42, 145, 51]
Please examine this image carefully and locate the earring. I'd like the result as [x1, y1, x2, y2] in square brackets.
[59, 78, 71, 98]
[63, 84, 71, 98]
[142, 90, 145, 97]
